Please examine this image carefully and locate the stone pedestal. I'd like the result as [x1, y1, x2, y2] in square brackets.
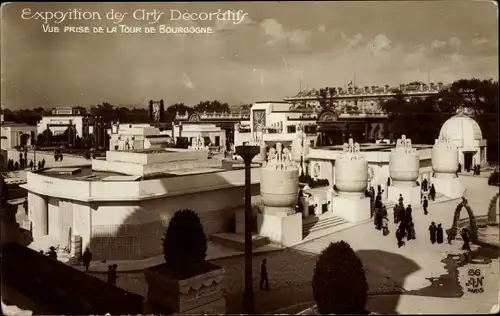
[331, 194, 371, 223]
[327, 188, 336, 212]
[388, 184, 421, 206]
[145, 262, 225, 315]
[431, 175, 465, 199]
[257, 212, 302, 246]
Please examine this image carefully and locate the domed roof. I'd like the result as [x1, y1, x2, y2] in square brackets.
[439, 114, 483, 147]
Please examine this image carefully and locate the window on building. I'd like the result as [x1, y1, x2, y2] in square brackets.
[215, 136, 220, 146]
[287, 125, 296, 133]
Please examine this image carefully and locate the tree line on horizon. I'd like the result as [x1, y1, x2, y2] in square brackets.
[2, 78, 498, 161]
[1, 101, 253, 126]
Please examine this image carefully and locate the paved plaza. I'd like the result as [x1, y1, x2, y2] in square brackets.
[84, 175, 499, 314]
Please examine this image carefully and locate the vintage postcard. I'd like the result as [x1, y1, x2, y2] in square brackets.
[1, 1, 498, 315]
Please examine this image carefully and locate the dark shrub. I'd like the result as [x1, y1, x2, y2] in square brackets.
[162, 209, 207, 273]
[488, 171, 499, 186]
[312, 241, 368, 314]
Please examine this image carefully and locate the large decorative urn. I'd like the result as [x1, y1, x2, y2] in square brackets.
[330, 138, 371, 223]
[389, 135, 419, 186]
[334, 138, 368, 197]
[432, 136, 458, 177]
[261, 143, 300, 215]
[257, 142, 302, 246]
[430, 136, 465, 198]
[387, 135, 421, 206]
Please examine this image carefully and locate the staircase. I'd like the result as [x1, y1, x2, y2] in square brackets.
[302, 214, 348, 237]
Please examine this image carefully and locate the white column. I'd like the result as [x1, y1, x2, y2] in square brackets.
[28, 192, 48, 237]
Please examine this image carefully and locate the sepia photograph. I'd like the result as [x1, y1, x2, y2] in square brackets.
[1, 1, 498, 315]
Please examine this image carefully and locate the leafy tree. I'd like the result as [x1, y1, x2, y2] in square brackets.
[312, 241, 368, 314]
[162, 209, 207, 275]
[193, 100, 230, 113]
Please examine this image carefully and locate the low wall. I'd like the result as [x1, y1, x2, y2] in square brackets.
[89, 183, 260, 260]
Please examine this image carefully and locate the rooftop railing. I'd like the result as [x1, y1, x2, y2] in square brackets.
[285, 83, 449, 100]
[175, 111, 250, 121]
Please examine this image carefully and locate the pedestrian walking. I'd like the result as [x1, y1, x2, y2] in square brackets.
[375, 208, 382, 230]
[398, 194, 404, 205]
[81, 248, 92, 272]
[405, 205, 413, 223]
[107, 264, 118, 285]
[260, 259, 270, 290]
[429, 222, 437, 244]
[422, 178, 428, 192]
[436, 224, 444, 244]
[407, 221, 416, 240]
[382, 216, 389, 236]
[422, 196, 429, 215]
[461, 228, 471, 251]
[429, 184, 436, 201]
[396, 226, 405, 248]
[446, 228, 455, 244]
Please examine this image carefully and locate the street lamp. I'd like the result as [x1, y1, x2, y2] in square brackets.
[235, 144, 260, 314]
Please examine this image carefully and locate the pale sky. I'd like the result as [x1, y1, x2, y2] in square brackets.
[1, 1, 498, 109]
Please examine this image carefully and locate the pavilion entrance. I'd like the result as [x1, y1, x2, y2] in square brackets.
[463, 151, 475, 172]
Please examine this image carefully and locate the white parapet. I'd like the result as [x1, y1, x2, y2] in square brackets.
[331, 195, 371, 223]
[388, 184, 421, 207]
[257, 212, 302, 246]
[431, 176, 465, 199]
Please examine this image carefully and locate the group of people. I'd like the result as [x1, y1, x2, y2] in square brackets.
[369, 185, 391, 236]
[394, 198, 416, 248]
[463, 162, 481, 175]
[472, 165, 481, 175]
[107, 264, 119, 285]
[41, 246, 58, 259]
[6, 156, 46, 171]
[428, 222, 444, 244]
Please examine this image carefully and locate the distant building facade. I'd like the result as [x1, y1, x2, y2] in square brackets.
[1, 114, 37, 149]
[36, 107, 90, 138]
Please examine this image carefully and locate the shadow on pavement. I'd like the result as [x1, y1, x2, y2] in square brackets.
[210, 247, 422, 314]
[355, 249, 420, 314]
[406, 246, 499, 298]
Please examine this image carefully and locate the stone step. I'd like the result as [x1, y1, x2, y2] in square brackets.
[209, 233, 270, 252]
[302, 216, 347, 234]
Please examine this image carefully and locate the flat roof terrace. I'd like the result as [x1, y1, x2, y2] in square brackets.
[38, 164, 234, 181]
[24, 161, 261, 202]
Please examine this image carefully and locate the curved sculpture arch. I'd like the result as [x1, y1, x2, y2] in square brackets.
[447, 197, 478, 243]
[189, 113, 201, 122]
[488, 193, 499, 225]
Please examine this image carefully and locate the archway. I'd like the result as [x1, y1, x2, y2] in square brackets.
[448, 197, 478, 243]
